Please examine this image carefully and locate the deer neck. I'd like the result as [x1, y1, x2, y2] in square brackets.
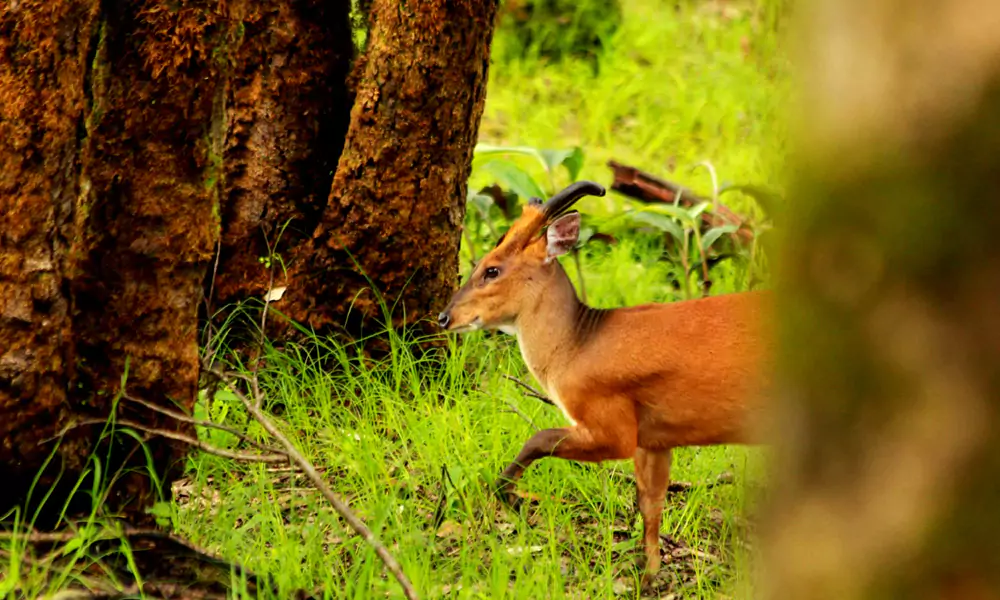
[511, 263, 586, 393]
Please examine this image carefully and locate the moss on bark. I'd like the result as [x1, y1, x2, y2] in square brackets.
[282, 0, 500, 347]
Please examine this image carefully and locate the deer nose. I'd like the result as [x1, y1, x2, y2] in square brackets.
[438, 311, 451, 329]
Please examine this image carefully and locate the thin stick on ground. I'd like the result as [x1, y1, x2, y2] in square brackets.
[122, 393, 283, 455]
[494, 393, 541, 432]
[207, 368, 419, 600]
[502, 374, 554, 406]
[44, 418, 289, 464]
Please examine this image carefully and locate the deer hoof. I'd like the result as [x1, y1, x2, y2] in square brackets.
[492, 479, 522, 510]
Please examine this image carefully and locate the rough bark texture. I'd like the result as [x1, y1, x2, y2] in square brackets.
[71, 0, 234, 520]
[212, 0, 353, 308]
[0, 0, 235, 523]
[760, 2, 1000, 598]
[0, 0, 100, 519]
[281, 0, 500, 345]
[0, 0, 476, 523]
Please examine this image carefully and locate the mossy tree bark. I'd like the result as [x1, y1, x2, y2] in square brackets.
[761, 1, 1000, 598]
[0, 0, 354, 525]
[280, 0, 500, 345]
[0, 0, 239, 524]
[212, 0, 354, 310]
[0, 0, 101, 524]
[1, 0, 493, 524]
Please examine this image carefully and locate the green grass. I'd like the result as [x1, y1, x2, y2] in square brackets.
[1, 0, 787, 597]
[164, 319, 766, 599]
[474, 0, 790, 222]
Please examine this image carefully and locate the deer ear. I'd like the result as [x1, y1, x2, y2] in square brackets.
[545, 212, 580, 263]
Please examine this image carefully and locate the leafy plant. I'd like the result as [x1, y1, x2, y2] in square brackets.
[463, 144, 611, 298]
[626, 200, 721, 299]
[474, 143, 584, 197]
[619, 170, 779, 299]
[464, 144, 589, 258]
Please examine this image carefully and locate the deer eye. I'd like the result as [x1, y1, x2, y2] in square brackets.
[483, 266, 500, 281]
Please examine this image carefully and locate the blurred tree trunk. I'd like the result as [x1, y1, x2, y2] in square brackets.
[280, 0, 499, 346]
[761, 1, 1000, 598]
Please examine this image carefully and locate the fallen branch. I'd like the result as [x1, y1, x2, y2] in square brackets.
[492, 391, 542, 432]
[1, 526, 287, 599]
[207, 368, 418, 600]
[502, 374, 554, 406]
[45, 418, 288, 464]
[607, 159, 754, 247]
[606, 469, 735, 493]
[122, 393, 284, 455]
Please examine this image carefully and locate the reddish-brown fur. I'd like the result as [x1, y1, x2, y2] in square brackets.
[439, 185, 772, 587]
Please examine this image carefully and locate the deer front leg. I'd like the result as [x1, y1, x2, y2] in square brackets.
[494, 423, 637, 507]
[634, 447, 672, 589]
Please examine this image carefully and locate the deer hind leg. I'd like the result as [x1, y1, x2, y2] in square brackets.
[634, 447, 672, 588]
[495, 423, 637, 507]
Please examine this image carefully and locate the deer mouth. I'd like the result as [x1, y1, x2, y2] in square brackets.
[448, 316, 483, 334]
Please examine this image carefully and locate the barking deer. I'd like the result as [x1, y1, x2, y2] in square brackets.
[438, 181, 771, 586]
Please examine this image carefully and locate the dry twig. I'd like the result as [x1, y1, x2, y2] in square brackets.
[502, 374, 554, 406]
[207, 368, 419, 600]
[486, 387, 541, 431]
[122, 393, 283, 455]
[46, 418, 288, 464]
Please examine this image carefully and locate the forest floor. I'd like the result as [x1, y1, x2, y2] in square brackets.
[2, 1, 789, 598]
[170, 1, 790, 598]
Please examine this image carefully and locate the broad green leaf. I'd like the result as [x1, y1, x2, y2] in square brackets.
[636, 203, 695, 224]
[147, 501, 173, 526]
[473, 144, 548, 172]
[577, 225, 595, 246]
[214, 389, 239, 403]
[537, 146, 585, 180]
[481, 160, 546, 201]
[700, 224, 740, 252]
[467, 193, 494, 215]
[628, 211, 684, 241]
[688, 201, 713, 222]
[561, 146, 585, 181]
[447, 464, 467, 489]
[539, 148, 575, 172]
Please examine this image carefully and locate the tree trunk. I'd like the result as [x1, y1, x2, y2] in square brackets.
[68, 0, 240, 523]
[760, 1, 1000, 598]
[1, 0, 487, 524]
[0, 0, 351, 525]
[211, 0, 354, 311]
[280, 0, 500, 346]
[0, 0, 101, 523]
